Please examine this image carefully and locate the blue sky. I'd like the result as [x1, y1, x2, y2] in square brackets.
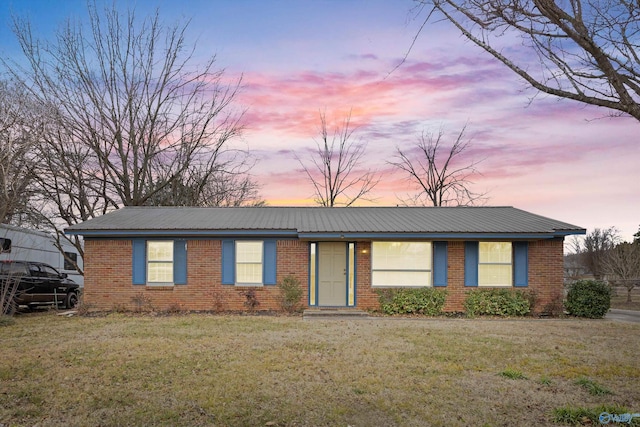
[1, 0, 638, 240]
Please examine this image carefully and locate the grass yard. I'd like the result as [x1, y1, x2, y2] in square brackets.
[1, 313, 639, 427]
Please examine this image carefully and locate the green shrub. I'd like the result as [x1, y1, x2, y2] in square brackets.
[463, 288, 531, 317]
[376, 288, 447, 315]
[277, 275, 304, 313]
[565, 280, 611, 318]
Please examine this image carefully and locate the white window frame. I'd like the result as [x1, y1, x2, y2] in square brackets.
[478, 242, 513, 287]
[371, 241, 433, 287]
[147, 241, 174, 285]
[236, 241, 264, 286]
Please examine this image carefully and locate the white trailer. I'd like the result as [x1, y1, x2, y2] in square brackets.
[0, 224, 84, 286]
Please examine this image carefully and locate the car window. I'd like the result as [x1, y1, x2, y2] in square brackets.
[40, 265, 61, 278]
[29, 265, 41, 276]
[1, 263, 29, 275]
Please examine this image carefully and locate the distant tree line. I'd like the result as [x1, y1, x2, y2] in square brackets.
[568, 226, 640, 303]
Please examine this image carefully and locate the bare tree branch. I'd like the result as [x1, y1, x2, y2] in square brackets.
[409, 0, 640, 121]
[2, 3, 259, 235]
[603, 240, 640, 302]
[0, 80, 39, 224]
[389, 125, 487, 206]
[297, 110, 380, 207]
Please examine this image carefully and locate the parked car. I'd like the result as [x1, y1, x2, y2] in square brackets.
[1, 260, 80, 314]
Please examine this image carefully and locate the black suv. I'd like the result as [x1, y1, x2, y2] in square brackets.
[1, 260, 80, 313]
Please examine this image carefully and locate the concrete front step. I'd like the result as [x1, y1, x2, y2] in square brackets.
[303, 309, 369, 319]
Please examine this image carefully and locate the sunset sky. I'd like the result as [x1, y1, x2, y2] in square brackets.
[1, 0, 638, 241]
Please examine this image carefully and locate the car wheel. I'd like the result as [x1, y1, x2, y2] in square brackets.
[65, 292, 78, 309]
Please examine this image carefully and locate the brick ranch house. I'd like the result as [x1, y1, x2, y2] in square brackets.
[65, 206, 585, 313]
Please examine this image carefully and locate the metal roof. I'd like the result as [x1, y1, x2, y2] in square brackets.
[65, 206, 586, 239]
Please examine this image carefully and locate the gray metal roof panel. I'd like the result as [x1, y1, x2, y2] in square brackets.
[65, 206, 585, 236]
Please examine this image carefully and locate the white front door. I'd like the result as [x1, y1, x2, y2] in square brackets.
[317, 242, 347, 306]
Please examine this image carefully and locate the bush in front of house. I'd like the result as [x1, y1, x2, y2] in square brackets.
[277, 275, 304, 313]
[463, 288, 532, 317]
[565, 280, 611, 318]
[377, 287, 447, 315]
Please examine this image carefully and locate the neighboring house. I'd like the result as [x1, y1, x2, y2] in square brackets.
[65, 206, 585, 313]
[1, 224, 84, 286]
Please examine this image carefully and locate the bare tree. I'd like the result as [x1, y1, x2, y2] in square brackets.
[409, 0, 640, 121]
[572, 227, 620, 280]
[0, 81, 39, 224]
[147, 168, 265, 207]
[603, 241, 640, 302]
[3, 4, 258, 260]
[297, 111, 379, 207]
[389, 126, 486, 206]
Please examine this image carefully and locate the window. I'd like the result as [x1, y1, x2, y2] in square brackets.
[147, 241, 173, 284]
[41, 265, 61, 278]
[64, 252, 78, 271]
[371, 242, 432, 287]
[236, 241, 263, 285]
[478, 242, 512, 287]
[348, 242, 355, 306]
[309, 243, 317, 305]
[1, 238, 11, 253]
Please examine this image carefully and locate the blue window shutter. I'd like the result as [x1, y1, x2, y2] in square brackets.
[132, 239, 146, 285]
[221, 240, 235, 285]
[513, 241, 529, 287]
[433, 241, 448, 287]
[464, 242, 479, 287]
[263, 240, 277, 285]
[174, 240, 187, 285]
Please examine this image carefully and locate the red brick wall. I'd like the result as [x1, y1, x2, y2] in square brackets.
[355, 241, 376, 309]
[83, 238, 565, 314]
[443, 241, 466, 312]
[528, 238, 565, 313]
[83, 239, 309, 312]
[441, 239, 565, 313]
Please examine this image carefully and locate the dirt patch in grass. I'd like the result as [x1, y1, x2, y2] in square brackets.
[1, 313, 639, 426]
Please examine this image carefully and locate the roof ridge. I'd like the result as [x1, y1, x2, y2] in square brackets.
[120, 205, 516, 209]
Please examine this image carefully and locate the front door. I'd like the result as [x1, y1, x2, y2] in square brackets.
[317, 242, 347, 306]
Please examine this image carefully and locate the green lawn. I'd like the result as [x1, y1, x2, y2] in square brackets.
[1, 312, 639, 426]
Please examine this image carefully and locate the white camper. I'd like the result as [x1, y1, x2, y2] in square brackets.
[0, 224, 84, 286]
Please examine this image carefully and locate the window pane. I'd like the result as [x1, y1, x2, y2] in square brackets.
[148, 262, 173, 283]
[309, 243, 316, 305]
[479, 265, 513, 286]
[479, 242, 511, 263]
[372, 242, 432, 270]
[348, 243, 355, 306]
[148, 241, 173, 261]
[372, 271, 431, 287]
[64, 252, 78, 271]
[237, 241, 263, 263]
[237, 263, 262, 284]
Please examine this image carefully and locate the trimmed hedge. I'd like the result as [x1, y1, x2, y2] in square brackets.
[463, 288, 532, 317]
[565, 280, 611, 318]
[377, 288, 447, 315]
